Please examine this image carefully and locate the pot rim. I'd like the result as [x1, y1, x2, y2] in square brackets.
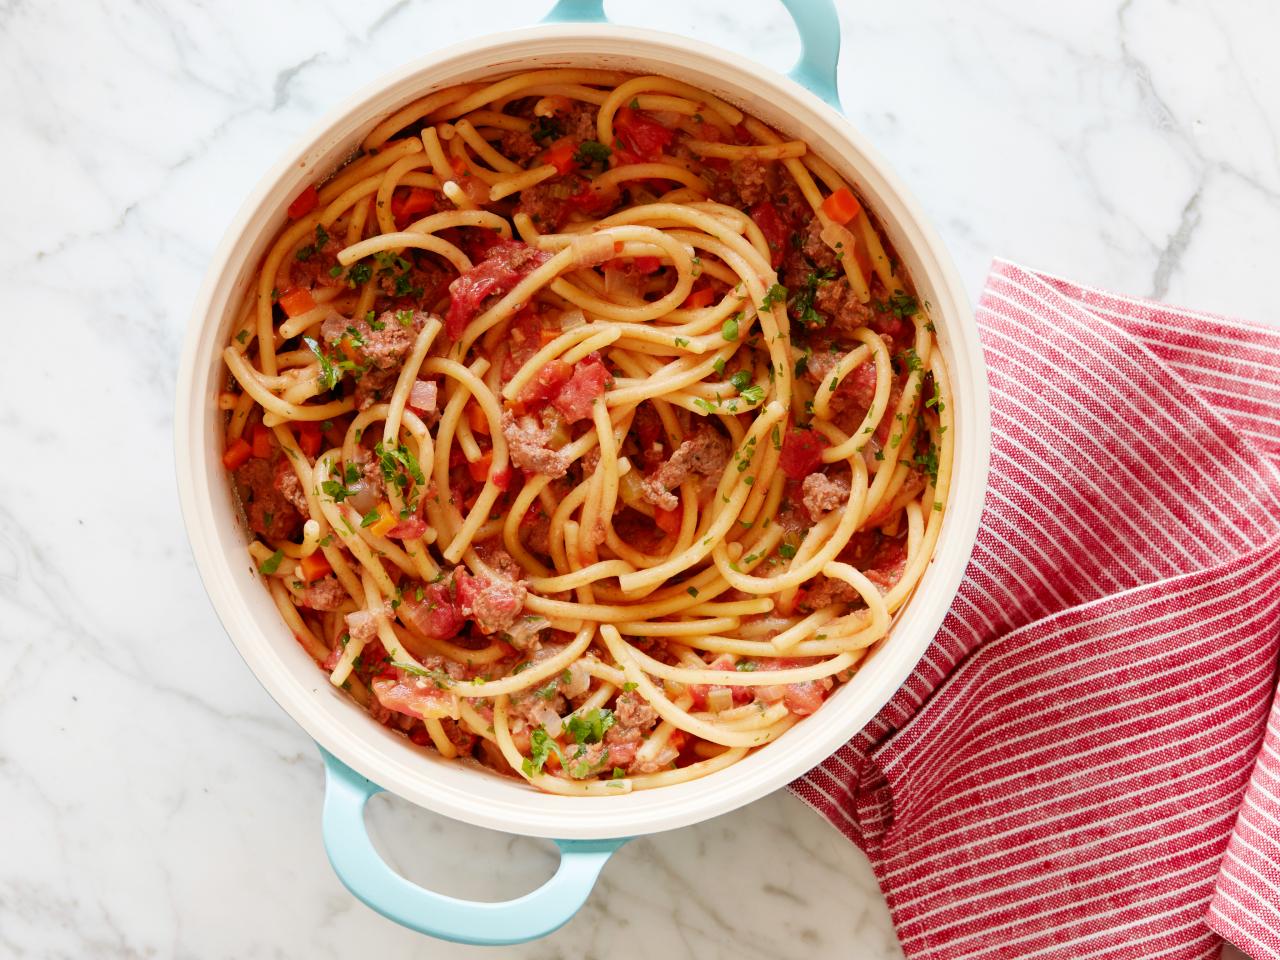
[175, 22, 991, 840]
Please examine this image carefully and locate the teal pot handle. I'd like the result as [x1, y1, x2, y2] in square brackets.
[319, 749, 628, 945]
[543, 0, 843, 109]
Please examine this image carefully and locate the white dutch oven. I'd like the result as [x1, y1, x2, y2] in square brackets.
[174, 0, 991, 945]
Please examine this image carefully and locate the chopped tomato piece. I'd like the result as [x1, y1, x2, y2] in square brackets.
[655, 504, 682, 536]
[613, 107, 674, 162]
[633, 256, 662, 274]
[543, 140, 579, 175]
[287, 184, 318, 219]
[516, 359, 574, 412]
[468, 451, 494, 483]
[402, 582, 465, 640]
[783, 680, 828, 715]
[292, 421, 322, 458]
[390, 186, 434, 229]
[467, 402, 491, 436]
[222, 437, 252, 470]
[300, 550, 331, 582]
[372, 673, 455, 720]
[820, 187, 862, 226]
[551, 353, 611, 423]
[562, 180, 618, 219]
[539, 326, 562, 346]
[251, 425, 272, 459]
[446, 241, 553, 340]
[387, 517, 429, 540]
[779, 428, 827, 480]
[277, 287, 316, 318]
[749, 201, 790, 269]
[491, 466, 513, 492]
[681, 285, 716, 309]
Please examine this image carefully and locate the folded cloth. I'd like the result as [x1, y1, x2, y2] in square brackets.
[791, 260, 1280, 960]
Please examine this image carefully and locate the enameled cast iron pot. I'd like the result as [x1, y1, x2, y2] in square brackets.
[175, 0, 992, 944]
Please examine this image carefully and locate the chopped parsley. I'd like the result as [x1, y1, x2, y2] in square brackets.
[791, 268, 836, 328]
[898, 348, 923, 372]
[739, 384, 765, 405]
[565, 708, 615, 745]
[913, 441, 940, 484]
[730, 369, 752, 391]
[529, 115, 562, 145]
[572, 140, 611, 169]
[686, 586, 699, 598]
[360, 508, 380, 528]
[391, 661, 454, 689]
[887, 291, 919, 319]
[735, 660, 758, 672]
[713, 357, 726, 377]
[721, 316, 740, 341]
[375, 441, 425, 513]
[258, 549, 284, 575]
[320, 479, 354, 502]
[759, 283, 787, 311]
[303, 336, 342, 390]
[522, 726, 561, 776]
[778, 542, 797, 559]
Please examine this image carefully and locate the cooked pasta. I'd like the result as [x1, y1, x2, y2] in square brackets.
[219, 69, 952, 794]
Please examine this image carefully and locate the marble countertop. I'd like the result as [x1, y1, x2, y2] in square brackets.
[2, 0, 1275, 957]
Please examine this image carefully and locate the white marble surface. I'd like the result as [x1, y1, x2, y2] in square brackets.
[2, 0, 1275, 956]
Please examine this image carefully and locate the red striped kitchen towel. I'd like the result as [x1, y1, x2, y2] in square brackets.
[791, 260, 1280, 960]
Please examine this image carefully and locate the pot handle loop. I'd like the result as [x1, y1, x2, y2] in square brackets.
[542, 0, 842, 109]
[319, 749, 628, 945]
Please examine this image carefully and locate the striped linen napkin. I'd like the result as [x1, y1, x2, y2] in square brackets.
[791, 260, 1280, 960]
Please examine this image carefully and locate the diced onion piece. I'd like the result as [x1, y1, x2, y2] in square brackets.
[604, 261, 641, 300]
[559, 307, 587, 331]
[347, 479, 378, 515]
[532, 702, 564, 737]
[569, 233, 620, 269]
[618, 468, 649, 510]
[563, 660, 591, 699]
[706, 687, 734, 713]
[820, 220, 858, 261]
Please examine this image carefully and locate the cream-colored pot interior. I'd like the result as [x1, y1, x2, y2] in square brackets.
[175, 24, 991, 840]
